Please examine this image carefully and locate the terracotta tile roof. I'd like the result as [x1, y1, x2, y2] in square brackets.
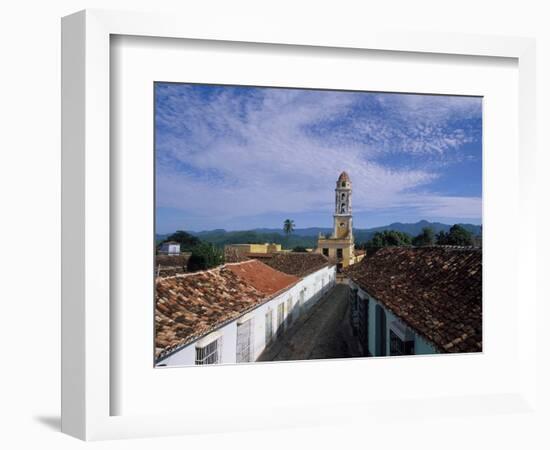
[257, 252, 330, 277]
[155, 260, 298, 360]
[157, 267, 185, 277]
[245, 252, 274, 259]
[345, 246, 482, 353]
[226, 260, 299, 295]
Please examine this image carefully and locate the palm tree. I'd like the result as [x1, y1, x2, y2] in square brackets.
[283, 219, 295, 236]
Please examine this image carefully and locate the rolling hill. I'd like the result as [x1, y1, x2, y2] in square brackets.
[157, 220, 481, 249]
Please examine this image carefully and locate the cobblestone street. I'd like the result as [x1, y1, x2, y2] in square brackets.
[258, 283, 360, 361]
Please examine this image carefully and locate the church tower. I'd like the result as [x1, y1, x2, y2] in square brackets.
[333, 171, 353, 239]
[316, 171, 357, 272]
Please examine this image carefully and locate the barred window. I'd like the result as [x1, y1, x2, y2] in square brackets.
[236, 318, 254, 363]
[265, 309, 273, 344]
[277, 302, 285, 336]
[195, 338, 221, 365]
[286, 298, 293, 325]
[390, 330, 415, 356]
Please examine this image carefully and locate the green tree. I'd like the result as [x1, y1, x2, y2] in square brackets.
[292, 246, 308, 252]
[161, 230, 201, 252]
[283, 219, 295, 236]
[436, 224, 474, 246]
[187, 242, 224, 272]
[412, 227, 435, 246]
[366, 230, 412, 248]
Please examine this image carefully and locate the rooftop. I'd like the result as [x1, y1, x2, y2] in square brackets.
[155, 260, 299, 360]
[226, 260, 299, 296]
[345, 246, 482, 353]
[156, 254, 191, 276]
[258, 252, 330, 277]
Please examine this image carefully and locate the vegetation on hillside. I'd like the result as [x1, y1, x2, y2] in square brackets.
[157, 222, 479, 268]
[159, 230, 200, 252]
[357, 224, 474, 249]
[362, 230, 413, 248]
[187, 242, 224, 272]
[187, 229, 317, 249]
[412, 227, 436, 246]
[158, 230, 224, 272]
[435, 224, 474, 246]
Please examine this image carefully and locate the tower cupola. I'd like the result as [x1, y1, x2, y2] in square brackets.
[337, 171, 351, 189]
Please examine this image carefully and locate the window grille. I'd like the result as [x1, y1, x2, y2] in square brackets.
[286, 298, 293, 325]
[265, 309, 273, 344]
[389, 330, 415, 356]
[236, 318, 254, 363]
[277, 302, 285, 336]
[195, 337, 222, 365]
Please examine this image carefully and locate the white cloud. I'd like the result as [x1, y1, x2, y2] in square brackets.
[156, 85, 482, 228]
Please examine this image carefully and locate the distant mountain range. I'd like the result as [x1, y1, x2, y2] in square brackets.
[365, 220, 481, 236]
[156, 220, 481, 248]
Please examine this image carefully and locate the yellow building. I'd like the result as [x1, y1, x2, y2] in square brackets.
[224, 243, 282, 262]
[316, 171, 358, 272]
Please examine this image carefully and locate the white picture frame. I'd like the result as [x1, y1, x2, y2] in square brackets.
[61, 9, 537, 441]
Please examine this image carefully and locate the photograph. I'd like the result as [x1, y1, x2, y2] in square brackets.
[153, 83, 483, 367]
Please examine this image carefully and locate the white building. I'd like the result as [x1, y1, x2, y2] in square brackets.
[156, 255, 336, 367]
[346, 246, 482, 356]
[158, 241, 181, 255]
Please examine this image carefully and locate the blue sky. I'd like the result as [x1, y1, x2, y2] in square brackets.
[155, 83, 482, 233]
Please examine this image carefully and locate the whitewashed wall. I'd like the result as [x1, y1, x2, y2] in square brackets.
[349, 280, 438, 357]
[159, 265, 337, 367]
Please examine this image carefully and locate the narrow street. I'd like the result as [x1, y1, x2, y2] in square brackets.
[258, 283, 360, 361]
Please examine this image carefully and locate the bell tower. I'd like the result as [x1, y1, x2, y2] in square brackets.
[316, 171, 357, 271]
[333, 171, 353, 239]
